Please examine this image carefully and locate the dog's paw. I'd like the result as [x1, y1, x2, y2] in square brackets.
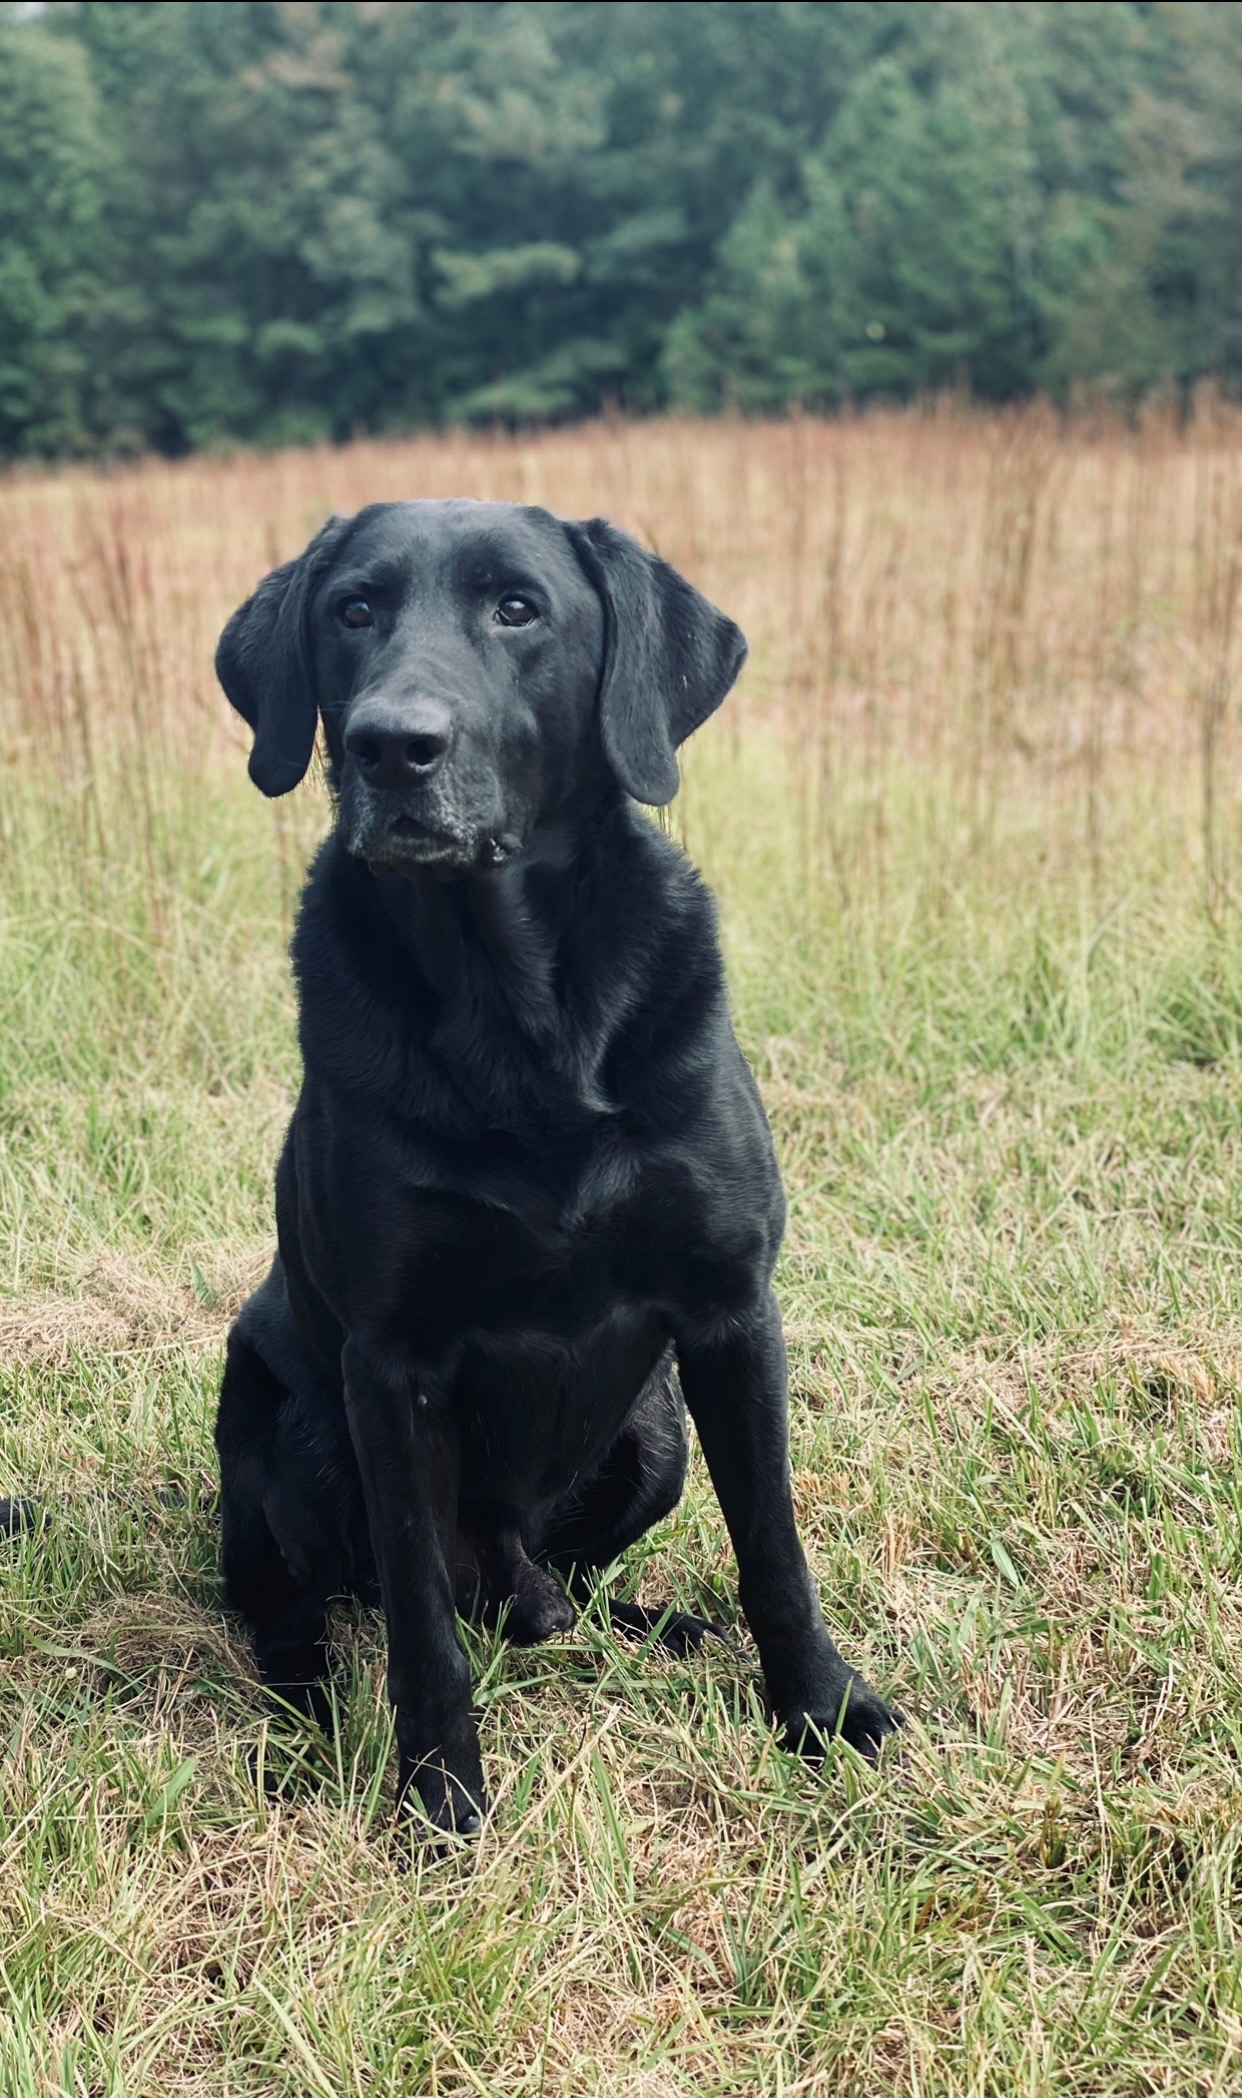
[398, 1758, 488, 1840]
[653, 1611, 735, 1657]
[782, 1680, 904, 1764]
[278, 1679, 337, 1734]
[397, 1723, 489, 1841]
[607, 1599, 734, 1656]
[258, 1660, 337, 1737]
[0, 1498, 42, 1539]
[507, 1570, 576, 1646]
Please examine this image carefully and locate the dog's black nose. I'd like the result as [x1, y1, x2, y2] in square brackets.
[345, 702, 452, 790]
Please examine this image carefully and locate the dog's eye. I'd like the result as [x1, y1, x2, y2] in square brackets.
[340, 599, 373, 629]
[495, 596, 537, 627]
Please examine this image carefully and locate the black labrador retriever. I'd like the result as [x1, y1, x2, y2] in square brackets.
[214, 498, 899, 1830]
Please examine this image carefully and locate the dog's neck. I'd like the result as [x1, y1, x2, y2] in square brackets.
[360, 793, 642, 1127]
[394, 823, 575, 1040]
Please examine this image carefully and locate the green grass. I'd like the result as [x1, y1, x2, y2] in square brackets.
[4, 734, 1242, 2095]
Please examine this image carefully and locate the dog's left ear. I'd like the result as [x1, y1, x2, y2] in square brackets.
[569, 517, 747, 805]
[216, 515, 348, 798]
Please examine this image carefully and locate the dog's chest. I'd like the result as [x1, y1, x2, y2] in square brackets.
[451, 1136, 682, 1306]
[299, 1058, 766, 1361]
[452, 1301, 669, 1501]
[356, 1126, 726, 1360]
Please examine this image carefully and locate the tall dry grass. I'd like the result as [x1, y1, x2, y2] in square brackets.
[3, 401, 1241, 900]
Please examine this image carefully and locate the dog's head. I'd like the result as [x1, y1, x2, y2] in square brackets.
[216, 499, 746, 876]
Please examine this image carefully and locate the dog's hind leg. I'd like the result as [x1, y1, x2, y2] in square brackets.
[457, 1514, 576, 1644]
[540, 1360, 729, 1654]
[217, 1325, 349, 1729]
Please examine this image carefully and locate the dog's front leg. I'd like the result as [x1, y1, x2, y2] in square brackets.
[676, 1290, 900, 1761]
[341, 1340, 486, 1832]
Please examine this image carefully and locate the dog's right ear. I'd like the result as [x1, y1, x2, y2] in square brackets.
[215, 516, 348, 798]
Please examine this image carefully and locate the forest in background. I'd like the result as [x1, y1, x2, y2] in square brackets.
[4, 0, 1242, 457]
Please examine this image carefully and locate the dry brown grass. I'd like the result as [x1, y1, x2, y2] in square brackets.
[2, 400, 1241, 824]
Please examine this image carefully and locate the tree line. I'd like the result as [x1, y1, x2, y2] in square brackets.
[3, 0, 1242, 458]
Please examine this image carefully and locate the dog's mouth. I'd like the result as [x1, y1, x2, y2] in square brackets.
[339, 769, 519, 877]
[366, 810, 469, 870]
[390, 813, 438, 845]
[346, 806, 519, 879]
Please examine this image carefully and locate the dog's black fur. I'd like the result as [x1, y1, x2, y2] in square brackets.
[210, 498, 899, 1830]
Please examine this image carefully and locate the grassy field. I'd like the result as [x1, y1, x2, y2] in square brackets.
[3, 406, 1242, 2093]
